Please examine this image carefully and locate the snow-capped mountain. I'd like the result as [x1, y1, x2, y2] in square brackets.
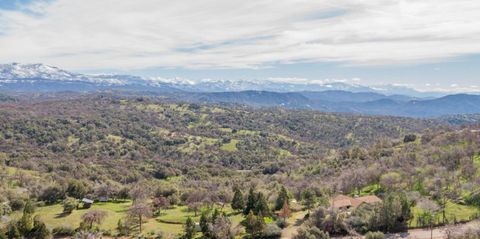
[2, 63, 480, 117]
[0, 63, 144, 85]
[0, 63, 178, 92]
[0, 63, 74, 80]
[0, 63, 448, 97]
[165, 78, 376, 93]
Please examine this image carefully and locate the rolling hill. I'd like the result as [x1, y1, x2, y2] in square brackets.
[2, 63, 480, 117]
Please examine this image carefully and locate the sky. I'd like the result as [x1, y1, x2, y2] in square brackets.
[0, 0, 479, 92]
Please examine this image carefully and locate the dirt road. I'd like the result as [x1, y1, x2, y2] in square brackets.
[281, 215, 479, 239]
[388, 222, 478, 239]
[281, 211, 307, 239]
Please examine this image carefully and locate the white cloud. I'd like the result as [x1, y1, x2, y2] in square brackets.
[0, 0, 480, 70]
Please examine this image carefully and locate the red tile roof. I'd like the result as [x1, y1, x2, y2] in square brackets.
[357, 195, 382, 204]
[332, 195, 381, 209]
[333, 199, 352, 208]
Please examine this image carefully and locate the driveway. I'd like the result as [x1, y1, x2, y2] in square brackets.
[281, 211, 308, 239]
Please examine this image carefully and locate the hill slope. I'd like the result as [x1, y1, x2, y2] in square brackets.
[0, 95, 438, 182]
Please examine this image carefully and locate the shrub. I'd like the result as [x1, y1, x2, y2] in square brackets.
[365, 231, 385, 239]
[40, 186, 65, 204]
[465, 193, 480, 207]
[261, 223, 282, 238]
[294, 226, 330, 239]
[0, 229, 6, 239]
[116, 219, 130, 236]
[52, 226, 75, 237]
[0, 203, 12, 216]
[403, 134, 417, 143]
[62, 197, 78, 214]
[101, 229, 112, 237]
[9, 199, 25, 211]
[31, 219, 50, 239]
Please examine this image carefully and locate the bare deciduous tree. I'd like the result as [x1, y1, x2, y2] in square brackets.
[128, 200, 152, 234]
[81, 210, 107, 230]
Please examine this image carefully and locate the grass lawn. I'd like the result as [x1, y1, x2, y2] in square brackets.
[32, 201, 131, 232]
[157, 206, 200, 224]
[158, 205, 236, 223]
[220, 139, 239, 151]
[9, 202, 240, 238]
[13, 201, 182, 238]
[410, 201, 479, 227]
[357, 183, 382, 196]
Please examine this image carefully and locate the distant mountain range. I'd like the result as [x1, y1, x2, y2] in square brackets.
[0, 63, 446, 96]
[171, 91, 480, 117]
[1, 63, 480, 118]
[0, 63, 180, 93]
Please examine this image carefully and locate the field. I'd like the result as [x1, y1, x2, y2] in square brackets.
[220, 139, 239, 151]
[7, 202, 243, 238]
[410, 201, 479, 228]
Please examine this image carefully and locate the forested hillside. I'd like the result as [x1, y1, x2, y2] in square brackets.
[0, 95, 436, 182]
[1, 95, 479, 239]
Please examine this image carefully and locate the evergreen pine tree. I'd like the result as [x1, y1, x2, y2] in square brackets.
[16, 200, 35, 236]
[183, 217, 196, 239]
[31, 217, 50, 239]
[211, 208, 220, 222]
[199, 211, 209, 235]
[243, 187, 256, 215]
[23, 200, 35, 215]
[302, 189, 316, 212]
[243, 211, 265, 237]
[231, 188, 245, 211]
[275, 186, 289, 210]
[17, 211, 34, 235]
[254, 192, 271, 217]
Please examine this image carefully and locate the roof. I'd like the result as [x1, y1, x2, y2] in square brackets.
[357, 195, 382, 204]
[350, 198, 364, 207]
[333, 199, 353, 208]
[82, 198, 94, 204]
[332, 195, 381, 209]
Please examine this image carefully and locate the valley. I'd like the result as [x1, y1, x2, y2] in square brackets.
[0, 95, 479, 238]
[1, 1, 480, 238]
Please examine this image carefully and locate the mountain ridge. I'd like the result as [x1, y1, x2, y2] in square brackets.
[0, 63, 455, 97]
[1, 63, 480, 117]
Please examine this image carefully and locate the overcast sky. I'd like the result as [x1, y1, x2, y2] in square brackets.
[0, 0, 479, 92]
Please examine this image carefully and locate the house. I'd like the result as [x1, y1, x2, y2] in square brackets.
[98, 196, 109, 202]
[332, 195, 382, 210]
[357, 195, 382, 204]
[82, 198, 94, 208]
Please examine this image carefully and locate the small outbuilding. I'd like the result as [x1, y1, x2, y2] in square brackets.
[82, 198, 94, 208]
[98, 196, 109, 202]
